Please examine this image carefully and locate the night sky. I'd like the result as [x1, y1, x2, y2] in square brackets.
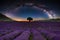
[0, 0, 60, 21]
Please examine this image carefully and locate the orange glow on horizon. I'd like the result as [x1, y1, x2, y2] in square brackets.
[4, 13, 51, 21]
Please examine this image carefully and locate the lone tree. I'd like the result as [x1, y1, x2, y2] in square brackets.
[27, 17, 33, 22]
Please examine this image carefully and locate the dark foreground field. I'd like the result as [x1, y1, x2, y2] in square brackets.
[0, 21, 60, 40]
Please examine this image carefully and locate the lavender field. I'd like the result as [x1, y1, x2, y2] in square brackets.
[0, 21, 60, 40]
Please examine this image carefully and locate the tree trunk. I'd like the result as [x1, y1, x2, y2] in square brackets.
[29, 20, 31, 22]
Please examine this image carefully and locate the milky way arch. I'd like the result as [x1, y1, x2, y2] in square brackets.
[3, 3, 56, 21]
[31, 3, 56, 19]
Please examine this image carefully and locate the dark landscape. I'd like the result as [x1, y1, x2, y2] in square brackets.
[0, 21, 60, 40]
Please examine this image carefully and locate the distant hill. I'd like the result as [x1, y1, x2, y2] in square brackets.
[0, 13, 13, 21]
[33, 18, 60, 22]
[50, 18, 60, 21]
